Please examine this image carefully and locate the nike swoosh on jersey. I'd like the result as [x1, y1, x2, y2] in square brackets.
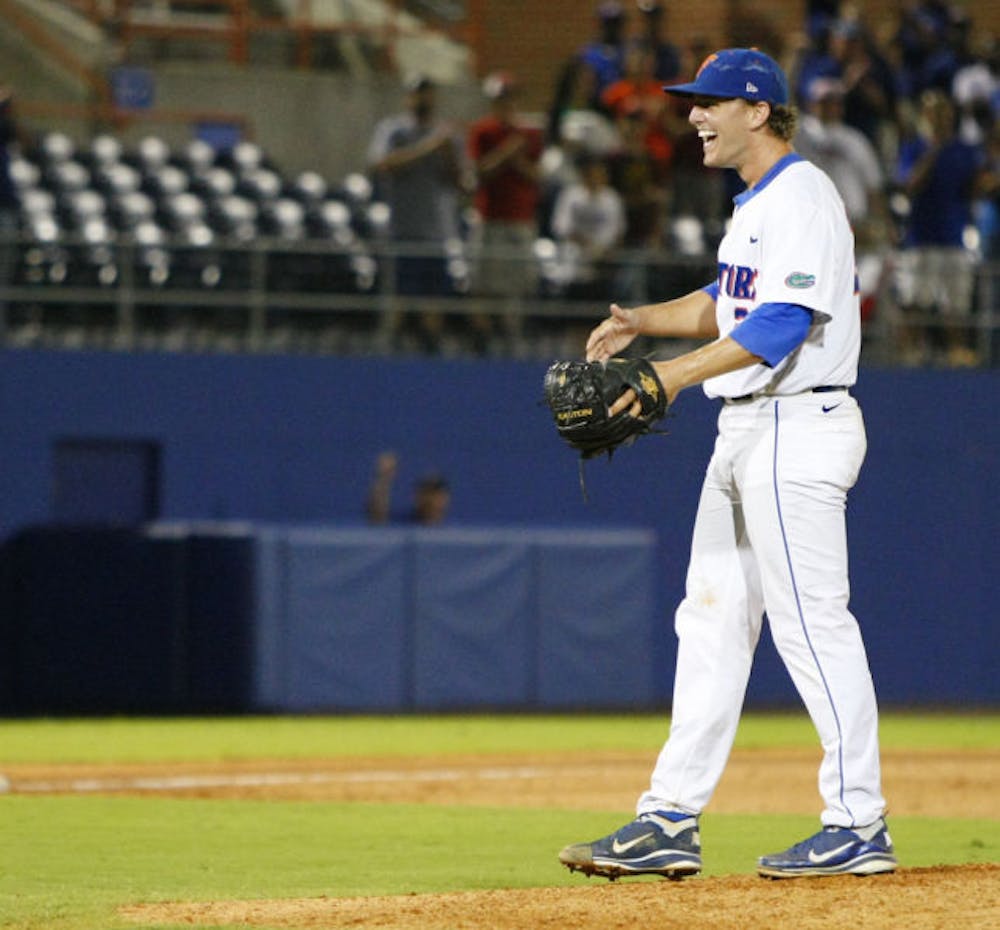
[611, 832, 654, 854]
[807, 841, 856, 864]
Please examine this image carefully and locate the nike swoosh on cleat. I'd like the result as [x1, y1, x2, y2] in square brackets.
[611, 833, 654, 854]
[807, 841, 856, 864]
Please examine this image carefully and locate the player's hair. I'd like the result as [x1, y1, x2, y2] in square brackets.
[766, 103, 798, 141]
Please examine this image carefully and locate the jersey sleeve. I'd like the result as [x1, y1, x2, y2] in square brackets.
[729, 302, 812, 367]
[702, 280, 719, 301]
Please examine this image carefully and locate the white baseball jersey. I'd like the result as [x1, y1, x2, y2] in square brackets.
[636, 154, 887, 832]
[705, 154, 860, 399]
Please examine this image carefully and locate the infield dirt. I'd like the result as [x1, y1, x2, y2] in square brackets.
[7, 747, 997, 929]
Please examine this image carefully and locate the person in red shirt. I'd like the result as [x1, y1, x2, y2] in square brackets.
[467, 72, 544, 343]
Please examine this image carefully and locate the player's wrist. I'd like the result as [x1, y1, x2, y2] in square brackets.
[625, 304, 648, 336]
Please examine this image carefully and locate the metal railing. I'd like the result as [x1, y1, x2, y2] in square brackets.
[46, 0, 479, 70]
[1, 234, 997, 365]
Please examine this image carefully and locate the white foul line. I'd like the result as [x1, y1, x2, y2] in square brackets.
[8, 762, 625, 795]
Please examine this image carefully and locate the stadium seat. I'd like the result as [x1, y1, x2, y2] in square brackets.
[161, 191, 207, 232]
[21, 187, 57, 219]
[132, 218, 172, 287]
[260, 197, 306, 239]
[191, 166, 237, 200]
[135, 135, 171, 171]
[143, 164, 189, 199]
[308, 198, 351, 238]
[90, 134, 124, 168]
[290, 170, 328, 205]
[39, 131, 75, 164]
[209, 194, 258, 241]
[339, 171, 373, 206]
[229, 140, 264, 174]
[238, 167, 282, 202]
[94, 162, 142, 198]
[74, 216, 118, 287]
[9, 154, 41, 191]
[19, 212, 67, 286]
[46, 160, 90, 195]
[12, 127, 461, 346]
[64, 189, 106, 227]
[112, 191, 156, 229]
[182, 138, 216, 174]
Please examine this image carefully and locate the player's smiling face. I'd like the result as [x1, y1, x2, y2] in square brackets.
[688, 96, 755, 169]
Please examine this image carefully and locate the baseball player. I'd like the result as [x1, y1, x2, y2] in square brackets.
[558, 48, 896, 880]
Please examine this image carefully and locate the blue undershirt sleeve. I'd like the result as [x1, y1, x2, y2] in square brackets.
[702, 281, 719, 301]
[729, 302, 813, 367]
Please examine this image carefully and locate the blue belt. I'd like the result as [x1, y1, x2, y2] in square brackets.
[725, 385, 849, 404]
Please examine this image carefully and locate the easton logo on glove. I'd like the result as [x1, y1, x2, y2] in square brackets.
[543, 357, 669, 461]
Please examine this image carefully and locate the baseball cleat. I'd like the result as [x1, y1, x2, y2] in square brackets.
[558, 810, 701, 880]
[757, 818, 897, 878]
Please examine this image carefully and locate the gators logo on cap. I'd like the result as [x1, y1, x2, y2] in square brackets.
[785, 271, 816, 289]
[696, 53, 718, 77]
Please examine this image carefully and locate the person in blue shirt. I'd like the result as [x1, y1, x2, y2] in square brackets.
[578, 2, 629, 112]
[893, 88, 994, 366]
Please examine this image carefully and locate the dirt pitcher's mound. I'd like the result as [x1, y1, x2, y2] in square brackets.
[122, 863, 999, 929]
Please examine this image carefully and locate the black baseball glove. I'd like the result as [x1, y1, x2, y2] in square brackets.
[543, 357, 669, 460]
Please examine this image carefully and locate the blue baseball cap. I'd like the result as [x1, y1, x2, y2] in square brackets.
[663, 48, 789, 105]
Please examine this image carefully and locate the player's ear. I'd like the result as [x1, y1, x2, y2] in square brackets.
[746, 100, 771, 130]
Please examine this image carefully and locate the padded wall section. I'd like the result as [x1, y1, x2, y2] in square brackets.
[535, 530, 659, 707]
[278, 529, 411, 711]
[411, 530, 535, 708]
[0, 524, 662, 713]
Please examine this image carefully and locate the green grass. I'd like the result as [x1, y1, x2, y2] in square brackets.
[1, 798, 997, 930]
[0, 714, 996, 930]
[0, 712, 997, 764]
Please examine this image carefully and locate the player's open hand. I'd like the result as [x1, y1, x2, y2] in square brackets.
[586, 304, 639, 362]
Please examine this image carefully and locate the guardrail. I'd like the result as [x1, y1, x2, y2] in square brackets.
[1, 234, 997, 365]
[49, 0, 479, 70]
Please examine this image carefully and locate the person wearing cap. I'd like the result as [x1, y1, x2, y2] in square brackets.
[366, 450, 451, 525]
[558, 48, 896, 882]
[367, 74, 469, 350]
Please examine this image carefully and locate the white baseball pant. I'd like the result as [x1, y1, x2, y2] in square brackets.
[637, 390, 887, 828]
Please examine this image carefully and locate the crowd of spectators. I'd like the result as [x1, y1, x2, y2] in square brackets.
[365, 0, 1000, 365]
[4, 1, 998, 365]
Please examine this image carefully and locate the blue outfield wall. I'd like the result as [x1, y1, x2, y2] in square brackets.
[0, 348, 996, 711]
